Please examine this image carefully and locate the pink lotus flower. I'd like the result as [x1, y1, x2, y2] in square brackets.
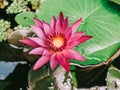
[20, 12, 92, 72]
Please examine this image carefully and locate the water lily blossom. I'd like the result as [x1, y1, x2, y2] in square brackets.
[20, 12, 92, 72]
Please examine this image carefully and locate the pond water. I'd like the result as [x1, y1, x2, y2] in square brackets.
[0, 61, 31, 90]
[0, 61, 26, 80]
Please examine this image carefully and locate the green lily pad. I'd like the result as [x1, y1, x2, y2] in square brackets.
[15, 0, 120, 66]
[35, 0, 120, 66]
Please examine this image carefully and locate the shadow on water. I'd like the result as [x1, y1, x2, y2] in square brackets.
[0, 61, 32, 90]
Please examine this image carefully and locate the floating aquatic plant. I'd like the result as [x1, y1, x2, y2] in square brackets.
[30, 0, 40, 10]
[6, 0, 40, 14]
[0, 0, 8, 9]
[14, 25, 32, 31]
[6, 0, 28, 14]
[0, 19, 12, 42]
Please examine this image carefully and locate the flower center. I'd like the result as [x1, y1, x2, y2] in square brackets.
[48, 34, 67, 52]
[52, 36, 64, 48]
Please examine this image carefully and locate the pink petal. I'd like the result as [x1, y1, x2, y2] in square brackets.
[31, 25, 46, 39]
[33, 56, 50, 70]
[50, 53, 58, 70]
[67, 36, 92, 48]
[78, 36, 92, 44]
[55, 12, 64, 33]
[59, 58, 70, 72]
[69, 32, 85, 42]
[30, 37, 47, 47]
[58, 12, 64, 22]
[65, 27, 72, 40]
[50, 16, 56, 30]
[33, 18, 43, 28]
[19, 38, 39, 48]
[66, 41, 79, 49]
[62, 49, 85, 62]
[29, 47, 44, 55]
[67, 32, 85, 48]
[56, 53, 70, 72]
[43, 22, 52, 35]
[60, 59, 70, 72]
[63, 16, 68, 30]
[71, 18, 82, 34]
[29, 47, 51, 56]
[42, 49, 52, 56]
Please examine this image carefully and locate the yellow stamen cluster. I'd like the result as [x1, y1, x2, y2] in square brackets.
[52, 36, 64, 48]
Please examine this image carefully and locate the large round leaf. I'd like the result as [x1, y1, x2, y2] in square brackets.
[35, 0, 120, 66]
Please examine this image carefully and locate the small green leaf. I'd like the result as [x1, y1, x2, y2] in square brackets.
[106, 66, 120, 89]
[15, 12, 36, 26]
